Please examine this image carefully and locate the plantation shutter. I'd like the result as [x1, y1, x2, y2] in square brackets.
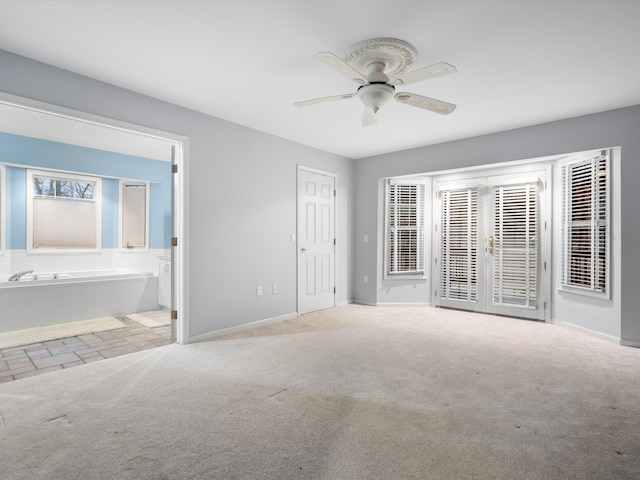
[561, 150, 609, 297]
[439, 187, 478, 302]
[492, 182, 538, 308]
[385, 180, 425, 276]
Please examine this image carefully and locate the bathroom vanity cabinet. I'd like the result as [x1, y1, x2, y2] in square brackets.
[158, 256, 171, 308]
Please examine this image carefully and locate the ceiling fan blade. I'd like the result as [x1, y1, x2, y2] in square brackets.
[315, 52, 367, 85]
[362, 107, 378, 127]
[294, 93, 356, 107]
[391, 62, 457, 86]
[395, 92, 456, 115]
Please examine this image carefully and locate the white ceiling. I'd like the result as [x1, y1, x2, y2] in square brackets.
[0, 103, 174, 161]
[0, 0, 639, 160]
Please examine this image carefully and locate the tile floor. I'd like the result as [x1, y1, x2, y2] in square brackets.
[0, 315, 172, 384]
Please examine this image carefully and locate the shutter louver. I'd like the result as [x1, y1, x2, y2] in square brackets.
[386, 182, 425, 276]
[561, 150, 609, 297]
[439, 188, 478, 302]
[492, 183, 538, 308]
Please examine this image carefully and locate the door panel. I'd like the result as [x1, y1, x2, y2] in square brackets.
[434, 169, 548, 321]
[487, 173, 544, 320]
[298, 169, 335, 315]
[437, 185, 485, 312]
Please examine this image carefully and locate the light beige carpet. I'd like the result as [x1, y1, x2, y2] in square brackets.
[127, 310, 171, 328]
[0, 317, 126, 349]
[1, 305, 639, 479]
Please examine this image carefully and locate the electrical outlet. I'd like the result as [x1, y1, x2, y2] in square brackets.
[272, 284, 278, 294]
[363, 234, 369, 243]
[256, 285, 262, 296]
[363, 275, 368, 284]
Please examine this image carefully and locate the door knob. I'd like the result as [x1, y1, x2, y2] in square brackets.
[488, 236, 494, 254]
[301, 248, 306, 252]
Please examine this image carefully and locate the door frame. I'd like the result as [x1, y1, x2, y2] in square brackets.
[296, 165, 337, 315]
[0, 91, 190, 343]
[432, 162, 552, 322]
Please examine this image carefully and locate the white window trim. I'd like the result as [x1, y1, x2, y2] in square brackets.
[26, 168, 102, 254]
[119, 179, 150, 252]
[384, 178, 426, 279]
[559, 149, 610, 299]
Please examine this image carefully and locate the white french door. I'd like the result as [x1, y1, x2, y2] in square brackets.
[297, 167, 336, 315]
[436, 182, 485, 311]
[434, 168, 549, 321]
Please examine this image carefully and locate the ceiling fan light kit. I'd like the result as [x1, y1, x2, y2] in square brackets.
[295, 37, 457, 126]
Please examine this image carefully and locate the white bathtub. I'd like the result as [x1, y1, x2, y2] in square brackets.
[0, 269, 151, 286]
[0, 269, 160, 333]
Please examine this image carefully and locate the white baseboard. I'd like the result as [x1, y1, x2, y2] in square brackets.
[352, 299, 377, 307]
[375, 302, 432, 307]
[188, 312, 298, 343]
[351, 299, 432, 307]
[555, 320, 620, 344]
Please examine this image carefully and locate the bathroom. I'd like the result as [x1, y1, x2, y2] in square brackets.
[0, 121, 173, 336]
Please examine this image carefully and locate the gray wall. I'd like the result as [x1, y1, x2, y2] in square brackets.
[353, 106, 640, 344]
[3, 48, 639, 345]
[0, 50, 354, 339]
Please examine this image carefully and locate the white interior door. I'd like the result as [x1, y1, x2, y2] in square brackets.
[297, 168, 335, 315]
[434, 168, 549, 321]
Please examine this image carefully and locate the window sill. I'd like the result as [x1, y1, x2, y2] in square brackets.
[27, 248, 102, 255]
[384, 274, 427, 280]
[558, 285, 610, 301]
[119, 247, 150, 253]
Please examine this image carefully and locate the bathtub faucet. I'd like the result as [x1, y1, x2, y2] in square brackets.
[8, 270, 34, 281]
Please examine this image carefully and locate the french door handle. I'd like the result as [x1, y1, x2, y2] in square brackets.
[488, 236, 494, 254]
[300, 248, 306, 252]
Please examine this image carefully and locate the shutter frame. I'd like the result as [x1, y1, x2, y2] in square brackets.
[439, 187, 479, 303]
[560, 150, 610, 298]
[384, 179, 426, 278]
[492, 182, 538, 309]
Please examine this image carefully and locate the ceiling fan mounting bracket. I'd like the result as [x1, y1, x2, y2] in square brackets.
[344, 38, 418, 77]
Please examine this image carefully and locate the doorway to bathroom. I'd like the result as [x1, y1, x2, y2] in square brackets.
[0, 93, 188, 374]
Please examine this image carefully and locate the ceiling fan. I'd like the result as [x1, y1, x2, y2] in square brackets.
[294, 38, 457, 126]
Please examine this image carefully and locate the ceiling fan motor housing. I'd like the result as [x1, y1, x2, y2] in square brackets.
[357, 83, 396, 113]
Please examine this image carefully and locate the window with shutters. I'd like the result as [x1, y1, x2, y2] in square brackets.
[560, 150, 609, 298]
[385, 180, 426, 277]
[120, 181, 148, 249]
[27, 169, 101, 251]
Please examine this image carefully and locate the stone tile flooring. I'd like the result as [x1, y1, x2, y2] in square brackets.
[0, 315, 172, 384]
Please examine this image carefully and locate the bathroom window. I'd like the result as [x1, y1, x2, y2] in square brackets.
[27, 169, 102, 251]
[384, 179, 426, 278]
[120, 181, 149, 250]
[0, 164, 4, 253]
[560, 150, 610, 298]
